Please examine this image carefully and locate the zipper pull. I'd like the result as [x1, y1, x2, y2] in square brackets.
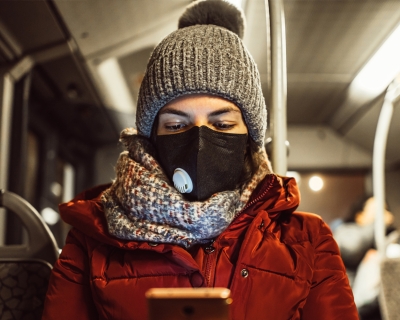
[204, 239, 215, 254]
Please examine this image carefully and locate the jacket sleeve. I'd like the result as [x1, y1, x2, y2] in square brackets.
[42, 228, 98, 320]
[302, 219, 359, 320]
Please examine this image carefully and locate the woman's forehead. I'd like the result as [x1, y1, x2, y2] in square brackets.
[160, 94, 241, 113]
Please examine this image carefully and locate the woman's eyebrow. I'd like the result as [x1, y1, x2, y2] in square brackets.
[209, 107, 241, 117]
[159, 106, 240, 117]
[158, 108, 189, 117]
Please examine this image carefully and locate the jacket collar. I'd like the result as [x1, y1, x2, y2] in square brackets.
[243, 174, 299, 216]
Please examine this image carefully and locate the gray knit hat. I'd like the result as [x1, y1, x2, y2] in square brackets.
[136, 0, 267, 147]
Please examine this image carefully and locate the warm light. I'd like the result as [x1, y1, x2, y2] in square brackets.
[41, 207, 60, 225]
[50, 182, 62, 198]
[351, 23, 400, 98]
[97, 58, 136, 114]
[387, 243, 400, 258]
[309, 176, 323, 192]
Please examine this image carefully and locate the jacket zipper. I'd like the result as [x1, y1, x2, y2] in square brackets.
[203, 239, 216, 287]
[232, 175, 276, 221]
[202, 176, 276, 287]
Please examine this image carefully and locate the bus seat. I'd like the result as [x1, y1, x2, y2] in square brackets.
[0, 190, 59, 319]
[380, 257, 400, 320]
[0, 259, 52, 319]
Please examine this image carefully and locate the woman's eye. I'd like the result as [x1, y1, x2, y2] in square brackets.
[165, 123, 187, 131]
[214, 122, 235, 130]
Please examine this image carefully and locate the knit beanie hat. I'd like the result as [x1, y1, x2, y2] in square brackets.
[136, 0, 267, 147]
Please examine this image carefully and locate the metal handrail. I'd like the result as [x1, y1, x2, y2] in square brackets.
[0, 189, 59, 265]
[373, 78, 400, 258]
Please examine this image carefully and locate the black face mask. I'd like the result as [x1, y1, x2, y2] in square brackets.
[155, 126, 248, 201]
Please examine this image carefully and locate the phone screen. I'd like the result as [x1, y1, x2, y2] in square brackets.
[146, 287, 232, 320]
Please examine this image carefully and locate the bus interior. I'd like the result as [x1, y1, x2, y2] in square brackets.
[0, 0, 400, 318]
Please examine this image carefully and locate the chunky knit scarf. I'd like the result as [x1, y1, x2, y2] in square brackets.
[101, 128, 271, 248]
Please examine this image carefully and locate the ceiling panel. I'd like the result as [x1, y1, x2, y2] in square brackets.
[287, 81, 349, 123]
[0, 1, 66, 56]
[285, 0, 400, 75]
[53, 0, 190, 59]
[344, 96, 400, 165]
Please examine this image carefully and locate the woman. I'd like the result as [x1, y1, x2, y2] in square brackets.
[43, 1, 357, 319]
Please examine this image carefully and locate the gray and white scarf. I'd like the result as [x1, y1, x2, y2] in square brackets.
[101, 128, 271, 248]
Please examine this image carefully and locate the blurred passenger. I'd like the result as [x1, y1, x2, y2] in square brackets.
[334, 195, 395, 320]
[42, 1, 357, 319]
[329, 216, 344, 232]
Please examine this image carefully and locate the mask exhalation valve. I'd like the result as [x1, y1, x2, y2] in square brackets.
[173, 168, 193, 194]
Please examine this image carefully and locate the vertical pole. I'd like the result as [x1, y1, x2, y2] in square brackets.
[0, 73, 14, 245]
[0, 58, 34, 245]
[6, 73, 32, 244]
[267, 0, 287, 175]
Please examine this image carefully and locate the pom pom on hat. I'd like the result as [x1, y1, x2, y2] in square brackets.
[178, 0, 245, 39]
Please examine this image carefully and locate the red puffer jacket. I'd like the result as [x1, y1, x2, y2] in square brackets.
[42, 174, 358, 320]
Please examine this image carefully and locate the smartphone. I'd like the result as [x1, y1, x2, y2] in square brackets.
[146, 287, 232, 320]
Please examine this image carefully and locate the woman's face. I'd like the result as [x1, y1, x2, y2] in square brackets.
[157, 94, 248, 135]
